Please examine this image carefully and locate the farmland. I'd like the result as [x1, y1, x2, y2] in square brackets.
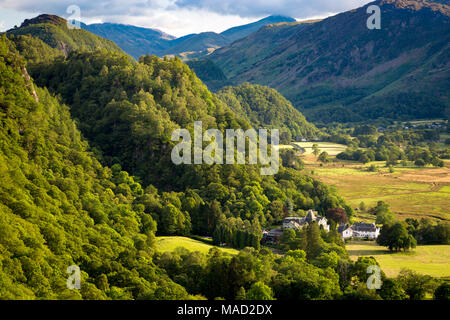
[300, 149, 450, 222]
[347, 240, 450, 279]
[293, 142, 347, 156]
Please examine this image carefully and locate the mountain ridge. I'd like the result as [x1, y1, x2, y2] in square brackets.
[206, 0, 450, 122]
[6, 14, 125, 57]
[81, 22, 176, 59]
[79, 15, 296, 59]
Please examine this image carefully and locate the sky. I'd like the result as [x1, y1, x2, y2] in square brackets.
[0, 0, 372, 37]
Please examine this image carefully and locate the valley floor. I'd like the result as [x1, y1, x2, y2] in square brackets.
[300, 153, 450, 222]
[346, 240, 450, 279]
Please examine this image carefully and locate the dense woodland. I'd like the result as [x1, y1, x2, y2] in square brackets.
[322, 123, 450, 167]
[0, 33, 357, 299]
[0, 36, 189, 299]
[217, 83, 320, 144]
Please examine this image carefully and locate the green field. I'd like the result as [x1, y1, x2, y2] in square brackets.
[156, 236, 239, 255]
[276, 144, 294, 150]
[305, 159, 450, 222]
[347, 241, 450, 278]
[293, 142, 347, 156]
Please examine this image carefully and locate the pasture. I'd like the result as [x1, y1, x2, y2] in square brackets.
[304, 158, 450, 222]
[155, 236, 239, 255]
[292, 142, 347, 156]
[347, 240, 450, 279]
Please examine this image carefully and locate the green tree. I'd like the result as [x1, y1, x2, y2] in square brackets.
[305, 222, 325, 260]
[279, 229, 297, 251]
[377, 222, 417, 252]
[434, 282, 450, 300]
[318, 151, 330, 163]
[359, 202, 367, 213]
[235, 287, 246, 300]
[246, 282, 274, 300]
[397, 269, 436, 300]
[415, 159, 426, 167]
[372, 201, 395, 225]
[312, 144, 320, 156]
[379, 278, 407, 300]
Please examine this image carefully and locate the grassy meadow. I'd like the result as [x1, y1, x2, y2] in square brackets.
[293, 142, 347, 156]
[156, 236, 239, 255]
[300, 150, 450, 222]
[347, 240, 450, 279]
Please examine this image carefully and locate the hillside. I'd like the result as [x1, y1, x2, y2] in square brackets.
[208, 20, 316, 80]
[0, 33, 351, 299]
[21, 34, 346, 246]
[192, 20, 316, 91]
[209, 0, 450, 123]
[159, 32, 230, 58]
[81, 22, 175, 59]
[0, 35, 190, 299]
[165, 16, 296, 60]
[221, 15, 296, 42]
[1, 10, 448, 301]
[187, 59, 233, 91]
[217, 82, 320, 142]
[6, 14, 124, 57]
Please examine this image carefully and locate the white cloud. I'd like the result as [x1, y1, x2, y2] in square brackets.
[0, 0, 373, 36]
[0, 8, 40, 31]
[89, 9, 256, 36]
[174, 0, 372, 18]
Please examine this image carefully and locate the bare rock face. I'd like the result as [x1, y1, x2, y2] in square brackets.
[22, 67, 39, 103]
[56, 41, 70, 58]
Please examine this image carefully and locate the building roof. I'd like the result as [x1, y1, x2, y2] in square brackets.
[352, 222, 378, 232]
[268, 228, 283, 236]
[338, 224, 350, 233]
[284, 217, 303, 223]
[283, 210, 328, 228]
[304, 210, 316, 223]
[338, 222, 379, 234]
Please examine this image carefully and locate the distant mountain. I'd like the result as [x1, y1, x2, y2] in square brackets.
[159, 32, 230, 59]
[208, 0, 450, 123]
[221, 15, 296, 42]
[6, 14, 124, 56]
[81, 22, 175, 59]
[80, 15, 295, 59]
[166, 15, 296, 60]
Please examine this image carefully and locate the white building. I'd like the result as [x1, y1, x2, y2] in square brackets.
[338, 223, 380, 239]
